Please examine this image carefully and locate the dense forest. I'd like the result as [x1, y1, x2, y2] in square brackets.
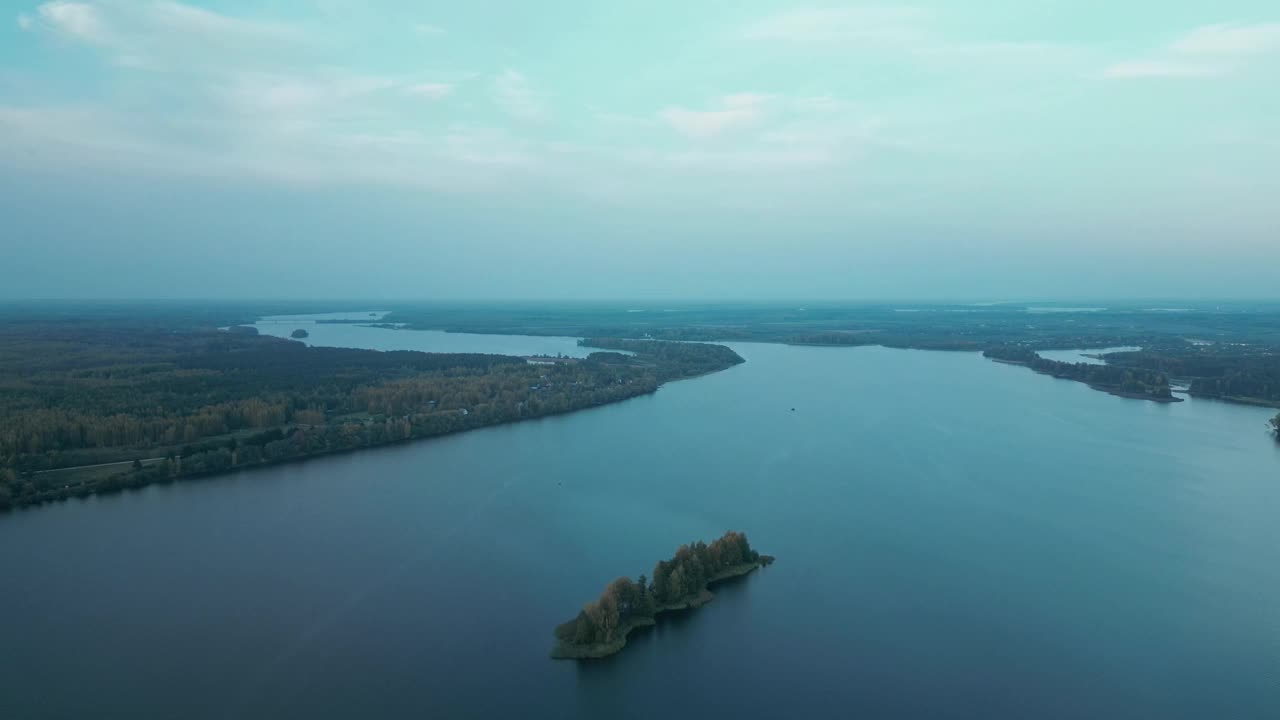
[552, 531, 772, 659]
[579, 338, 746, 379]
[1095, 348, 1280, 406]
[0, 322, 742, 510]
[983, 347, 1176, 401]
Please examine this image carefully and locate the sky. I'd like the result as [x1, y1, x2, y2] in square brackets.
[1, 1, 1278, 300]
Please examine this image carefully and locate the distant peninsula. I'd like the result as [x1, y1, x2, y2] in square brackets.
[1, 329, 744, 511]
[983, 346, 1181, 403]
[551, 531, 773, 660]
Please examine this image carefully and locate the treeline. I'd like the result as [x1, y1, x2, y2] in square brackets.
[1190, 373, 1280, 405]
[789, 332, 984, 351]
[788, 332, 871, 346]
[650, 530, 760, 605]
[1100, 349, 1280, 405]
[0, 326, 666, 509]
[984, 346, 1174, 400]
[1, 322, 748, 510]
[554, 531, 764, 651]
[579, 338, 745, 379]
[0, 324, 524, 467]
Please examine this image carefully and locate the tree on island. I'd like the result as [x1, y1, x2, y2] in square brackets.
[554, 531, 763, 649]
[291, 328, 310, 339]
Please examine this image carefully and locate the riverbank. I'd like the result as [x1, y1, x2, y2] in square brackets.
[1, 327, 745, 512]
[1188, 394, 1280, 409]
[990, 358, 1181, 403]
[551, 555, 775, 660]
[1094, 384, 1183, 403]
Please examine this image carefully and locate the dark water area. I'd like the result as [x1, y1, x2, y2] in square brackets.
[3, 334, 1279, 719]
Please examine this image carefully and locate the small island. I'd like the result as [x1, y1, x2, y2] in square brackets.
[551, 531, 774, 660]
[1271, 413, 1279, 439]
[290, 328, 310, 339]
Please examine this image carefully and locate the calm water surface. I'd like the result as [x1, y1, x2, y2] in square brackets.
[1038, 346, 1142, 365]
[2, 327, 1278, 719]
[256, 312, 593, 357]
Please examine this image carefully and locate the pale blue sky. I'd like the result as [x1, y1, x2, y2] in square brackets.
[1, 1, 1277, 299]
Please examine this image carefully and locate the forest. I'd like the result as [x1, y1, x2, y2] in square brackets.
[1095, 348, 1280, 406]
[580, 337, 746, 379]
[0, 319, 743, 510]
[551, 531, 773, 659]
[982, 347, 1176, 401]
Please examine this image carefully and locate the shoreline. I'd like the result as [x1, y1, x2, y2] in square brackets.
[371, 324, 1276, 410]
[7, 383, 667, 512]
[990, 359, 1182, 403]
[1096, 385, 1183, 403]
[6, 336, 746, 512]
[1187, 394, 1280, 409]
[550, 556, 775, 660]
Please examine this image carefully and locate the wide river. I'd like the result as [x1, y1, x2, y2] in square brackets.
[3, 321, 1279, 719]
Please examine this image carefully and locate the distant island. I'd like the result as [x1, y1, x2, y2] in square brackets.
[983, 346, 1180, 403]
[551, 531, 774, 660]
[290, 328, 309, 339]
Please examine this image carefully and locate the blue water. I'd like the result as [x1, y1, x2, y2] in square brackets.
[256, 312, 592, 357]
[1039, 346, 1142, 365]
[2, 332, 1278, 719]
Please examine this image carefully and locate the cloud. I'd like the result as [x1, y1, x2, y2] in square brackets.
[0, 4, 1039, 201]
[216, 71, 398, 119]
[147, 1, 296, 40]
[1172, 23, 1280, 55]
[37, 1, 108, 44]
[493, 69, 543, 119]
[6, 3, 534, 191]
[28, 1, 303, 67]
[1103, 60, 1224, 79]
[16, 13, 33, 31]
[1105, 21, 1280, 80]
[660, 94, 771, 139]
[0, 102, 547, 192]
[736, 7, 1088, 82]
[406, 83, 453, 100]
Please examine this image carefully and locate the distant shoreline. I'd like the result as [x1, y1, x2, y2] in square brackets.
[990, 358, 1183, 403]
